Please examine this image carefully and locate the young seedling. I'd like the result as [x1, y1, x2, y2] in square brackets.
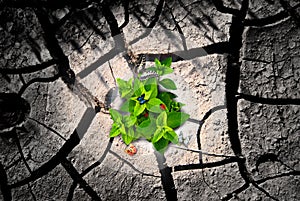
[109, 57, 190, 153]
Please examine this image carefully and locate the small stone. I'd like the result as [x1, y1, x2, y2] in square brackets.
[15, 42, 20, 48]
[289, 41, 296, 49]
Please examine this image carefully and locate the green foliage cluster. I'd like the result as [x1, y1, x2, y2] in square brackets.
[109, 58, 190, 152]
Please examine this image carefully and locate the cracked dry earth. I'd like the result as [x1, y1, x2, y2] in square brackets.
[0, 0, 300, 201]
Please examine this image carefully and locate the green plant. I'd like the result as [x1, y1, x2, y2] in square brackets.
[109, 57, 190, 152]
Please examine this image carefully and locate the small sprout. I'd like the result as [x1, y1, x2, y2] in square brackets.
[109, 57, 190, 152]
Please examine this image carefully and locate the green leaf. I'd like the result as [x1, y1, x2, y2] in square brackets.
[146, 98, 164, 113]
[120, 100, 130, 112]
[150, 89, 158, 99]
[144, 90, 153, 100]
[127, 127, 135, 137]
[144, 77, 158, 99]
[162, 67, 174, 75]
[161, 57, 172, 68]
[148, 86, 158, 99]
[157, 69, 163, 76]
[133, 78, 144, 96]
[147, 105, 163, 113]
[167, 112, 190, 128]
[144, 77, 157, 88]
[136, 118, 156, 139]
[134, 103, 146, 116]
[120, 100, 138, 113]
[119, 124, 126, 134]
[153, 138, 169, 152]
[163, 130, 178, 144]
[128, 100, 136, 112]
[152, 127, 164, 143]
[117, 78, 133, 98]
[110, 123, 120, 137]
[149, 112, 157, 121]
[157, 92, 177, 110]
[116, 78, 126, 88]
[136, 111, 148, 124]
[154, 58, 161, 68]
[124, 115, 137, 127]
[158, 91, 177, 99]
[159, 78, 177, 90]
[122, 132, 134, 145]
[170, 101, 184, 112]
[109, 109, 122, 123]
[147, 98, 163, 106]
[163, 125, 173, 132]
[156, 111, 167, 127]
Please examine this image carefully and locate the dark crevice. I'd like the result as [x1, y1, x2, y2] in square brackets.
[143, 42, 230, 62]
[132, 11, 147, 27]
[212, 0, 240, 16]
[196, 105, 226, 163]
[279, 0, 300, 27]
[244, 11, 288, 26]
[61, 158, 102, 201]
[34, 9, 76, 87]
[9, 130, 80, 188]
[34, 8, 106, 109]
[78, 38, 229, 81]
[166, 4, 187, 51]
[0, 162, 12, 201]
[119, 0, 129, 29]
[237, 93, 300, 105]
[148, 0, 165, 28]
[174, 156, 241, 172]
[101, 2, 125, 50]
[66, 181, 77, 201]
[256, 170, 300, 184]
[66, 137, 114, 200]
[9, 108, 95, 188]
[0, 0, 92, 9]
[223, 0, 254, 195]
[129, 0, 165, 45]
[223, 1, 281, 200]
[1, 1, 299, 200]
[251, 182, 279, 201]
[79, 11, 106, 40]
[80, 137, 114, 177]
[18, 74, 60, 96]
[12, 129, 32, 174]
[221, 183, 249, 201]
[0, 59, 57, 75]
[155, 151, 177, 201]
[244, 3, 300, 27]
[28, 117, 67, 141]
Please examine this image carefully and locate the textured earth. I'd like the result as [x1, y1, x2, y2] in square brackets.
[0, 0, 299, 200]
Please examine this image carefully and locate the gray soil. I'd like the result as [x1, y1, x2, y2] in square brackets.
[0, 0, 299, 200]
